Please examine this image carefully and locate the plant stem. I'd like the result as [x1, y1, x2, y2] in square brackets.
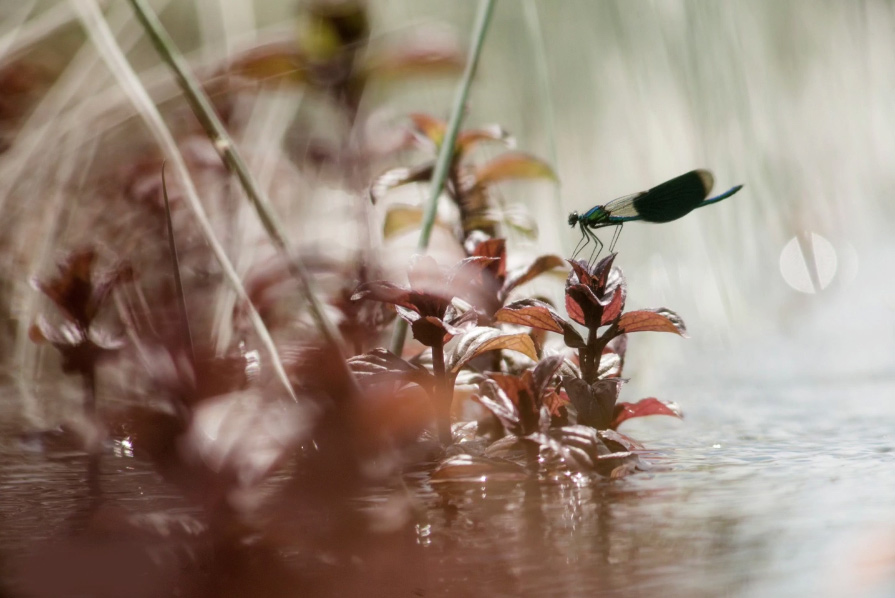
[416, 0, 495, 251]
[82, 365, 96, 416]
[524, 440, 540, 474]
[586, 322, 619, 384]
[389, 0, 497, 356]
[584, 325, 598, 383]
[161, 166, 196, 369]
[83, 366, 100, 497]
[430, 340, 452, 446]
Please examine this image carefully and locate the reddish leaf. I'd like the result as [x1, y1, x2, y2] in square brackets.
[600, 271, 626, 325]
[409, 113, 446, 148]
[331, 265, 398, 351]
[598, 429, 644, 452]
[33, 248, 130, 338]
[32, 249, 97, 327]
[470, 237, 506, 277]
[471, 152, 557, 190]
[484, 356, 566, 423]
[542, 390, 569, 418]
[567, 254, 616, 290]
[611, 398, 683, 430]
[363, 30, 464, 78]
[502, 254, 566, 295]
[226, 42, 308, 85]
[545, 425, 610, 470]
[564, 255, 623, 330]
[487, 372, 527, 405]
[447, 327, 538, 374]
[476, 379, 522, 436]
[494, 299, 563, 333]
[617, 308, 688, 337]
[564, 291, 587, 327]
[531, 355, 565, 402]
[352, 280, 415, 310]
[347, 348, 433, 388]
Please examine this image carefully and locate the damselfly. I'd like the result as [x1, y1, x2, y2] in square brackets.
[568, 169, 743, 262]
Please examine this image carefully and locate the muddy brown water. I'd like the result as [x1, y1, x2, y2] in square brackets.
[3, 360, 895, 597]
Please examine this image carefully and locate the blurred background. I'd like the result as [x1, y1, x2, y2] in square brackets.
[2, 1, 895, 597]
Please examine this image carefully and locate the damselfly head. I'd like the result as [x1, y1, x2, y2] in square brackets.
[568, 211, 579, 227]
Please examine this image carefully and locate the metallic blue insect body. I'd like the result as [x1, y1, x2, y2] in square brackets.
[568, 169, 743, 261]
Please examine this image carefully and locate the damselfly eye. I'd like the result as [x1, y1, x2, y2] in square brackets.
[568, 212, 579, 227]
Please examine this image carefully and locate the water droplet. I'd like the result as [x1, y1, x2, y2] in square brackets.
[415, 523, 432, 546]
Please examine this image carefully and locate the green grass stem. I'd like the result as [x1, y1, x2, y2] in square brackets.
[389, 0, 497, 356]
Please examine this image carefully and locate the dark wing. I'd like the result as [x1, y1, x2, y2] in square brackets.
[630, 169, 713, 223]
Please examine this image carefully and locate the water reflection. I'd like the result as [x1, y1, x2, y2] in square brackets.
[3, 388, 895, 598]
[414, 472, 778, 598]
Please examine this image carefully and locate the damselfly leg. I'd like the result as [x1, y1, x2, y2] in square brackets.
[608, 224, 623, 254]
[585, 227, 604, 266]
[571, 230, 590, 261]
